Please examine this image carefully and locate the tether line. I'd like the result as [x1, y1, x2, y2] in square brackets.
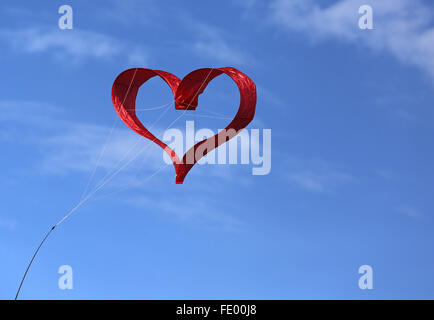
[14, 226, 55, 300]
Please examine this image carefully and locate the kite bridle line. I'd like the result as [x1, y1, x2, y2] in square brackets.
[93, 162, 172, 201]
[91, 100, 175, 189]
[86, 109, 233, 199]
[79, 68, 138, 202]
[82, 100, 173, 202]
[57, 67, 216, 225]
[54, 67, 215, 227]
[129, 100, 174, 111]
[14, 67, 215, 300]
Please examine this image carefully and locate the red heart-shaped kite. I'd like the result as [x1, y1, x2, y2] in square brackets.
[111, 67, 256, 184]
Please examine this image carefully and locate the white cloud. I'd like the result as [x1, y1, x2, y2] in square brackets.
[268, 0, 434, 80]
[0, 27, 148, 64]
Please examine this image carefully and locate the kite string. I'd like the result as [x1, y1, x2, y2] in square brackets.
[82, 80, 174, 202]
[54, 101, 175, 228]
[80, 74, 176, 202]
[14, 68, 138, 300]
[186, 114, 232, 120]
[80, 116, 119, 201]
[54, 67, 215, 228]
[81, 101, 173, 201]
[14, 227, 54, 300]
[100, 105, 230, 196]
[133, 101, 173, 111]
[94, 162, 172, 200]
[83, 101, 228, 203]
[80, 68, 138, 201]
[14, 67, 215, 300]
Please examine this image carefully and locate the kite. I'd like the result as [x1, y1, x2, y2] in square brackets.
[15, 67, 256, 300]
[111, 67, 257, 183]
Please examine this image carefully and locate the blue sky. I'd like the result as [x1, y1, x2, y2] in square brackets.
[1, 0, 434, 299]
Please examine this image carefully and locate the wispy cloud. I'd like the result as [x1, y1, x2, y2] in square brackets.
[193, 39, 248, 65]
[265, 0, 434, 80]
[0, 100, 62, 124]
[1, 100, 247, 232]
[397, 206, 423, 219]
[284, 155, 354, 193]
[0, 27, 148, 64]
[0, 100, 251, 195]
[180, 16, 253, 65]
[99, 0, 160, 27]
[0, 100, 164, 185]
[288, 170, 353, 193]
[123, 193, 245, 232]
[39, 123, 144, 174]
[0, 218, 17, 230]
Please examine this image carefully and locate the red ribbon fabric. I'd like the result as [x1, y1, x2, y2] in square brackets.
[111, 67, 257, 184]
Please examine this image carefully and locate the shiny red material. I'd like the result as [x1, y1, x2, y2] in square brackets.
[111, 67, 256, 184]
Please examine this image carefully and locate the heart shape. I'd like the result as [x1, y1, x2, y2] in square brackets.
[111, 67, 256, 184]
